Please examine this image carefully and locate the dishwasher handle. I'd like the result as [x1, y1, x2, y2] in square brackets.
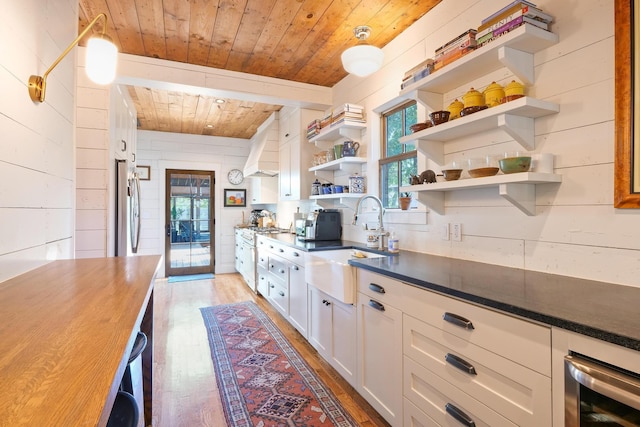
[565, 355, 640, 412]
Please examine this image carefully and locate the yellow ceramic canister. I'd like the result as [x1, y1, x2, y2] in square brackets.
[462, 87, 484, 108]
[446, 98, 464, 119]
[504, 80, 525, 101]
[483, 81, 505, 108]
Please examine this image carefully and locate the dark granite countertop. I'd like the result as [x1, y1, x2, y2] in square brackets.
[259, 234, 640, 351]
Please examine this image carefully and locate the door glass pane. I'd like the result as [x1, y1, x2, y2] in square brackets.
[168, 171, 213, 272]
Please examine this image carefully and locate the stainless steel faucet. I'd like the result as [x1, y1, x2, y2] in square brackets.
[353, 195, 388, 250]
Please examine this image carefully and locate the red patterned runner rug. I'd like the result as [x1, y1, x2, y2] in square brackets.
[200, 301, 357, 426]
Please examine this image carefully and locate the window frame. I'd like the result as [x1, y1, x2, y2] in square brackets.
[379, 100, 418, 209]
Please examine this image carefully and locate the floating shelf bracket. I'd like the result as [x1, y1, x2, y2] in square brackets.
[409, 89, 443, 112]
[417, 140, 445, 165]
[498, 46, 534, 85]
[497, 114, 535, 151]
[416, 192, 445, 215]
[499, 183, 536, 216]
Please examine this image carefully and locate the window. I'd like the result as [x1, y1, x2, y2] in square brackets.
[379, 101, 418, 208]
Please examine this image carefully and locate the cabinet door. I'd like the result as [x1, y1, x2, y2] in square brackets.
[357, 293, 403, 426]
[257, 265, 268, 296]
[288, 264, 308, 338]
[250, 177, 278, 204]
[279, 142, 292, 199]
[330, 299, 357, 387]
[308, 286, 331, 356]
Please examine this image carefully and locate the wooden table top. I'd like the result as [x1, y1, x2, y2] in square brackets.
[0, 255, 161, 426]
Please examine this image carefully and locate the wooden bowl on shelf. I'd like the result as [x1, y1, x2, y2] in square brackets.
[410, 122, 431, 133]
[441, 169, 463, 181]
[468, 167, 499, 178]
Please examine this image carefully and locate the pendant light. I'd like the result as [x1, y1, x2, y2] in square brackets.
[341, 26, 384, 77]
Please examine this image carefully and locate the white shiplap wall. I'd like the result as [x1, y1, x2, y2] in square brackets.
[334, 0, 640, 287]
[0, 0, 78, 282]
[135, 130, 252, 277]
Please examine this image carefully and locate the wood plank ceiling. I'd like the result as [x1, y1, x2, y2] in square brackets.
[78, 0, 441, 138]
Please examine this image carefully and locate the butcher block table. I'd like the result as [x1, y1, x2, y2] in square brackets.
[0, 255, 161, 427]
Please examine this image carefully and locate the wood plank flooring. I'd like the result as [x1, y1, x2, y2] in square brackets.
[152, 273, 391, 427]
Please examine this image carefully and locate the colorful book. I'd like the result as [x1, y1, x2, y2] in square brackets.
[481, 0, 537, 24]
[479, 4, 552, 32]
[477, 9, 550, 39]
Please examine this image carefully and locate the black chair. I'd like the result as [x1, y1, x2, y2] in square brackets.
[107, 391, 139, 427]
[121, 331, 147, 394]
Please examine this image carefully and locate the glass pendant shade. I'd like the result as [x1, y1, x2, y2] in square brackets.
[341, 44, 384, 77]
[85, 35, 118, 85]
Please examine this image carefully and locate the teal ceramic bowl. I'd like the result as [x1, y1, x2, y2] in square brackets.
[499, 156, 531, 174]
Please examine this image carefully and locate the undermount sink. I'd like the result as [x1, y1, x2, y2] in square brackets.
[305, 249, 386, 304]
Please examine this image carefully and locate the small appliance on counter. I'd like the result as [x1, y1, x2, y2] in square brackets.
[298, 209, 342, 241]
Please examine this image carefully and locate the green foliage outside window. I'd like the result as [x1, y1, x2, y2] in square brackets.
[380, 102, 418, 208]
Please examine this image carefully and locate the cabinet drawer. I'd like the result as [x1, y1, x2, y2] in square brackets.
[404, 315, 551, 426]
[269, 280, 288, 316]
[281, 246, 305, 265]
[257, 250, 269, 269]
[403, 398, 438, 427]
[257, 266, 268, 296]
[267, 255, 288, 283]
[358, 270, 551, 375]
[404, 356, 517, 427]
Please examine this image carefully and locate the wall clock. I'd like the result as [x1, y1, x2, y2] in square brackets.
[227, 168, 244, 185]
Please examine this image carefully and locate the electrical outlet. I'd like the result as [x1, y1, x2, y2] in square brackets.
[441, 223, 450, 241]
[452, 223, 462, 242]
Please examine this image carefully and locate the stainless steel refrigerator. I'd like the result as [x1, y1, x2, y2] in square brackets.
[115, 159, 141, 256]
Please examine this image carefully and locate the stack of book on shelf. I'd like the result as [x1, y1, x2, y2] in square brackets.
[331, 103, 365, 126]
[320, 111, 332, 129]
[433, 29, 478, 71]
[307, 119, 321, 139]
[476, 1, 553, 47]
[401, 58, 435, 89]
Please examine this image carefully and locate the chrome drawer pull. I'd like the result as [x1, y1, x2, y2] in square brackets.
[445, 403, 476, 427]
[279, 269, 285, 274]
[278, 291, 285, 297]
[292, 266, 299, 271]
[443, 312, 475, 330]
[279, 248, 284, 253]
[293, 252, 300, 257]
[445, 353, 477, 375]
[368, 300, 385, 311]
[368, 283, 386, 294]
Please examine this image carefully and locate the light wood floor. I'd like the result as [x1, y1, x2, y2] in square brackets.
[152, 273, 391, 427]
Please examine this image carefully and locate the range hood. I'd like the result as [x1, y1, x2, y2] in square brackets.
[243, 112, 279, 178]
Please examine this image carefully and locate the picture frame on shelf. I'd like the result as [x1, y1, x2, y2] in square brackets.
[224, 188, 246, 207]
[136, 165, 150, 181]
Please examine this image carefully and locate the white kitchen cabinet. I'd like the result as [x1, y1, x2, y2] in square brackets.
[110, 85, 137, 166]
[249, 176, 278, 205]
[357, 268, 551, 427]
[234, 229, 242, 273]
[356, 281, 403, 426]
[288, 262, 307, 337]
[278, 107, 321, 201]
[258, 235, 308, 338]
[308, 285, 331, 355]
[308, 286, 357, 387]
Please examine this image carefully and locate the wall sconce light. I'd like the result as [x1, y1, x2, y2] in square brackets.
[341, 26, 384, 77]
[28, 13, 118, 103]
